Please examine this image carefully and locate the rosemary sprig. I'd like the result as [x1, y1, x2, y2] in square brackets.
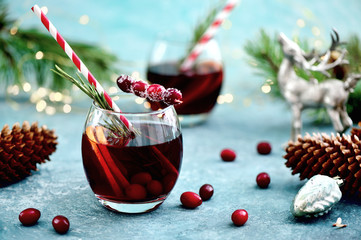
[51, 65, 137, 140]
[185, 0, 226, 58]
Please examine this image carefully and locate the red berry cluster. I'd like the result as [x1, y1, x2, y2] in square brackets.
[19, 208, 69, 234]
[180, 184, 250, 226]
[124, 171, 177, 200]
[180, 184, 214, 209]
[217, 144, 274, 226]
[117, 75, 182, 106]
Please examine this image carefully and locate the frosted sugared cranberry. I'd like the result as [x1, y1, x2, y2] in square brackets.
[52, 215, 70, 234]
[231, 209, 248, 226]
[220, 148, 236, 162]
[147, 84, 166, 101]
[180, 191, 202, 209]
[199, 184, 214, 201]
[117, 75, 134, 93]
[146, 180, 163, 196]
[256, 172, 271, 188]
[132, 80, 149, 98]
[257, 142, 272, 155]
[19, 208, 41, 226]
[131, 172, 152, 185]
[163, 88, 183, 105]
[125, 184, 147, 200]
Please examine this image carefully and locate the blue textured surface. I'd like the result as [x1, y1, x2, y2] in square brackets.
[1, 0, 361, 239]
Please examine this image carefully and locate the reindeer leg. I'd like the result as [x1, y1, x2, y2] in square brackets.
[340, 104, 353, 132]
[291, 104, 302, 142]
[326, 107, 344, 133]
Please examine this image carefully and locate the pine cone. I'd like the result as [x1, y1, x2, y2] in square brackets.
[351, 122, 361, 139]
[0, 121, 58, 187]
[284, 130, 361, 198]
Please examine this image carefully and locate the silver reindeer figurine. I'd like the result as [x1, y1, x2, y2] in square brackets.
[278, 30, 361, 142]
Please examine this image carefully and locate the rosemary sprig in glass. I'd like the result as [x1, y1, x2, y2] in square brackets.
[51, 65, 138, 141]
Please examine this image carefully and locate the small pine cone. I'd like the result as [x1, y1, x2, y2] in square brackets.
[0, 121, 58, 187]
[284, 132, 361, 198]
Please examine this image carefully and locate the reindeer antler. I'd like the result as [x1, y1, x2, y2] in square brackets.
[304, 29, 348, 77]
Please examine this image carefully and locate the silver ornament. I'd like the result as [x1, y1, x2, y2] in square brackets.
[291, 175, 343, 218]
[277, 29, 361, 142]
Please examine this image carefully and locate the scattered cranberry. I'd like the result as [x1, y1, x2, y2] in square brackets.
[19, 208, 41, 226]
[199, 184, 214, 201]
[132, 80, 149, 98]
[220, 148, 236, 162]
[256, 172, 271, 188]
[117, 75, 134, 93]
[147, 84, 166, 101]
[146, 180, 163, 196]
[125, 184, 147, 200]
[180, 192, 202, 209]
[163, 88, 183, 105]
[231, 209, 248, 226]
[52, 215, 70, 234]
[131, 172, 152, 185]
[257, 142, 272, 155]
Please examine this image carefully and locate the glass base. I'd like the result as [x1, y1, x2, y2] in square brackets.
[96, 195, 166, 214]
[178, 113, 210, 127]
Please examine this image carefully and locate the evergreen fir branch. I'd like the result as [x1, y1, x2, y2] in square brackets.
[244, 29, 283, 97]
[0, 1, 118, 95]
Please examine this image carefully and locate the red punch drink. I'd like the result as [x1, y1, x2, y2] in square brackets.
[147, 38, 223, 126]
[82, 124, 182, 203]
[82, 103, 182, 213]
[147, 61, 223, 115]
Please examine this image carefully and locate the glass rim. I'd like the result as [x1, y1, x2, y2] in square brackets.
[91, 101, 175, 116]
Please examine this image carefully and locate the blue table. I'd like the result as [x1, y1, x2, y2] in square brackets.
[1, 96, 361, 239]
[2, 0, 361, 239]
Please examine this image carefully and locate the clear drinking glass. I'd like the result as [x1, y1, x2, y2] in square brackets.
[81, 102, 183, 213]
[146, 35, 223, 126]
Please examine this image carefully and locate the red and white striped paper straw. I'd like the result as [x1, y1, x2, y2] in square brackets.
[179, 0, 239, 72]
[31, 4, 120, 112]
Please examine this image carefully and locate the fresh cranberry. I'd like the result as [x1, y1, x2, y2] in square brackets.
[257, 142, 272, 155]
[19, 208, 41, 226]
[132, 80, 149, 98]
[220, 148, 236, 162]
[117, 75, 134, 93]
[131, 172, 152, 185]
[146, 180, 163, 196]
[162, 173, 178, 193]
[163, 88, 183, 105]
[256, 172, 271, 188]
[125, 184, 147, 200]
[231, 209, 248, 226]
[199, 184, 214, 201]
[147, 84, 166, 101]
[52, 215, 70, 234]
[180, 191, 202, 209]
